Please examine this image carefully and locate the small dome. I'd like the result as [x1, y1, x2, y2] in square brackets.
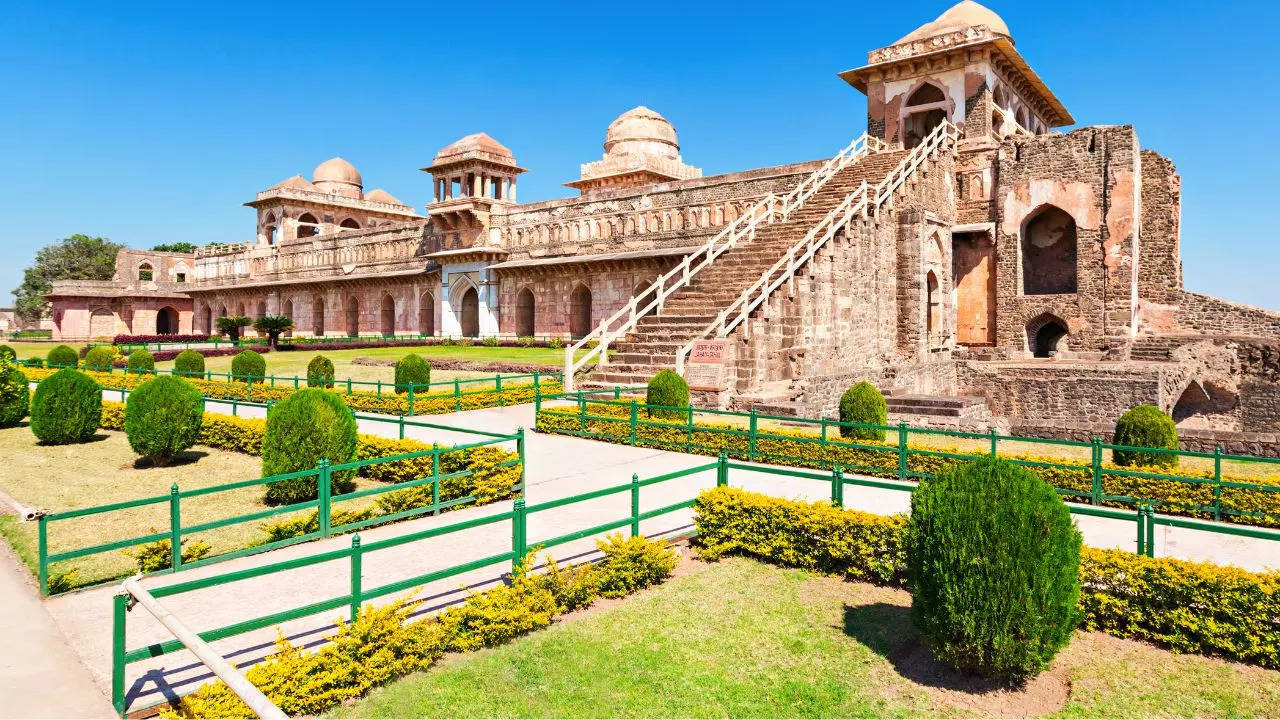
[363, 188, 403, 205]
[312, 157, 363, 188]
[604, 106, 680, 158]
[895, 1, 1011, 45]
[271, 174, 316, 191]
[432, 133, 516, 166]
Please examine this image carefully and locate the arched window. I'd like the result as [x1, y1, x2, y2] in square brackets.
[380, 293, 395, 337]
[902, 82, 948, 149]
[516, 287, 535, 338]
[340, 218, 361, 230]
[256, 300, 266, 319]
[459, 287, 479, 337]
[1171, 380, 1236, 428]
[138, 262, 154, 281]
[569, 284, 592, 338]
[926, 271, 941, 344]
[1021, 205, 1078, 295]
[282, 300, 293, 337]
[201, 305, 212, 334]
[297, 213, 320, 238]
[1027, 313, 1068, 358]
[265, 224, 277, 245]
[156, 306, 178, 335]
[346, 296, 359, 337]
[312, 296, 325, 336]
[419, 291, 435, 336]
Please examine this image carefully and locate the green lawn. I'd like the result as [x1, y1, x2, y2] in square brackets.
[334, 556, 1280, 719]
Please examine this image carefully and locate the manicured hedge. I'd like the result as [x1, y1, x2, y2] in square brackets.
[25, 366, 560, 417]
[160, 536, 679, 718]
[536, 402, 1280, 528]
[1114, 404, 1179, 468]
[0, 360, 29, 427]
[393, 354, 431, 393]
[47, 344, 78, 369]
[173, 350, 205, 377]
[83, 346, 118, 372]
[261, 389, 358, 505]
[646, 370, 689, 419]
[306, 355, 334, 388]
[694, 486, 1280, 669]
[124, 376, 203, 465]
[838, 381, 887, 441]
[31, 369, 102, 444]
[125, 349, 155, 375]
[230, 350, 266, 383]
[0, 345, 13, 361]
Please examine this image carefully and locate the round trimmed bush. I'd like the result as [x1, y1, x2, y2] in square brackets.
[907, 457, 1082, 680]
[47, 344, 78, 369]
[173, 349, 206, 378]
[0, 345, 14, 361]
[0, 360, 29, 427]
[83, 345, 117, 372]
[30, 369, 103, 444]
[230, 350, 266, 384]
[261, 389, 357, 505]
[1113, 404, 1179, 468]
[394, 354, 431, 394]
[646, 370, 690, 419]
[307, 355, 335, 388]
[124, 376, 203, 465]
[126, 349, 155, 375]
[838, 381, 888, 441]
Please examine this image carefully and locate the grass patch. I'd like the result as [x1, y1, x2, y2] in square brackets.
[0, 424, 374, 588]
[333, 556, 1280, 719]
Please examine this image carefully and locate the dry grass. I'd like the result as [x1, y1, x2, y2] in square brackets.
[0, 424, 375, 588]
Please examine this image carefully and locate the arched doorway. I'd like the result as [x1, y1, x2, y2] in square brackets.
[1028, 314, 1068, 358]
[925, 271, 941, 345]
[902, 83, 948, 149]
[256, 300, 266, 319]
[312, 296, 325, 336]
[419, 291, 435, 336]
[459, 287, 479, 337]
[515, 287, 535, 337]
[1022, 205, 1078, 295]
[346, 296, 359, 337]
[201, 305, 212, 335]
[156, 306, 178, 335]
[297, 213, 320, 238]
[569, 284, 592, 338]
[380, 294, 395, 337]
[282, 300, 293, 337]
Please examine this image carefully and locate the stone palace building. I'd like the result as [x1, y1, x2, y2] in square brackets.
[46, 2, 1280, 451]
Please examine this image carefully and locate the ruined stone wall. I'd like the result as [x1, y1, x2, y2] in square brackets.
[1176, 292, 1280, 337]
[798, 359, 959, 418]
[994, 126, 1141, 353]
[1137, 149, 1182, 304]
[957, 361, 1167, 427]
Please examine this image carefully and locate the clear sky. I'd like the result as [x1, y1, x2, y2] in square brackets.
[2, 0, 1277, 309]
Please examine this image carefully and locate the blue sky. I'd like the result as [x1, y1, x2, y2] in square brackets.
[2, 0, 1277, 309]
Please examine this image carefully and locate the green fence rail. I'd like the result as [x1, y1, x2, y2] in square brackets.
[106, 334, 581, 354]
[38, 414, 525, 596]
[109, 452, 1280, 716]
[535, 391, 1280, 526]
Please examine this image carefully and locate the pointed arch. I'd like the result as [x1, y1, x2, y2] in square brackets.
[380, 293, 396, 337]
[1021, 204, 1078, 295]
[419, 291, 435, 336]
[345, 295, 359, 337]
[138, 262, 154, 281]
[515, 286, 536, 338]
[312, 295, 325, 336]
[569, 283, 592, 338]
[1026, 312, 1068, 358]
[926, 270, 941, 342]
[156, 306, 178, 335]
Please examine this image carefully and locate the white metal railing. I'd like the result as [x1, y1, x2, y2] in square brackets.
[673, 121, 961, 374]
[562, 133, 888, 390]
[120, 576, 287, 720]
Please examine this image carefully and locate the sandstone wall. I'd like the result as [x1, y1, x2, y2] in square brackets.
[1137, 149, 1182, 304]
[1177, 292, 1280, 337]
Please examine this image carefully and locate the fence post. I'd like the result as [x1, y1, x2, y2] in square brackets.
[897, 422, 909, 481]
[376, 379, 382, 397]
[1136, 504, 1147, 556]
[516, 428, 527, 494]
[989, 427, 998, 458]
[1145, 504, 1156, 558]
[511, 498, 527, 572]
[613, 386, 621, 400]
[112, 592, 128, 715]
[454, 379, 461, 412]
[630, 473, 641, 537]
[349, 535, 362, 620]
[535, 384, 542, 414]
[231, 397, 237, 416]
[37, 515, 48, 594]
[294, 375, 299, 389]
[831, 469, 844, 507]
[717, 452, 729, 487]
[1212, 445, 1223, 522]
[318, 460, 332, 538]
[686, 405, 694, 453]
[748, 409, 758, 462]
[347, 377, 352, 395]
[408, 384, 415, 416]
[629, 400, 638, 444]
[169, 484, 181, 572]
[398, 414, 405, 440]
[1090, 437, 1103, 505]
[432, 444, 441, 515]
[579, 394, 587, 432]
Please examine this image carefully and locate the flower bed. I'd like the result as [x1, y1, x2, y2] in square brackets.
[114, 333, 211, 344]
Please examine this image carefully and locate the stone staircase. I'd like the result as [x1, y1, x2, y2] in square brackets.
[588, 150, 909, 386]
[886, 393, 988, 418]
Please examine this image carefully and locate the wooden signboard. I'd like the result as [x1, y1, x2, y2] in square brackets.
[683, 339, 728, 391]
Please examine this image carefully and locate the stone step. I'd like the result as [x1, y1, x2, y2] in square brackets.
[885, 394, 988, 418]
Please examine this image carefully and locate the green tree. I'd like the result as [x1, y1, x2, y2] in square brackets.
[215, 315, 251, 341]
[151, 242, 198, 253]
[252, 315, 294, 348]
[13, 234, 124, 322]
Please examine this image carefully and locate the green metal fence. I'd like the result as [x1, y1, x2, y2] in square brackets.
[110, 334, 578, 353]
[38, 414, 525, 596]
[534, 389, 1280, 527]
[109, 452, 1280, 716]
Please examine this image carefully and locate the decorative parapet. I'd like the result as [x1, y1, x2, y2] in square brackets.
[867, 26, 998, 65]
[250, 186, 419, 216]
[47, 279, 191, 298]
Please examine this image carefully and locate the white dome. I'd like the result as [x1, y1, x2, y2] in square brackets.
[603, 106, 680, 160]
[895, 1, 1011, 45]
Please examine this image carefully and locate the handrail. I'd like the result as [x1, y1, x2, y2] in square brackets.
[118, 577, 287, 720]
[562, 133, 888, 390]
[673, 121, 960, 374]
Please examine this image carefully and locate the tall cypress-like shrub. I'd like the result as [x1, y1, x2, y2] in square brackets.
[261, 389, 357, 505]
[1112, 404, 1179, 468]
[646, 370, 690, 419]
[907, 457, 1082, 680]
[838, 381, 888, 440]
[0, 360, 29, 427]
[124, 376, 203, 465]
[307, 355, 335, 388]
[30, 369, 102, 444]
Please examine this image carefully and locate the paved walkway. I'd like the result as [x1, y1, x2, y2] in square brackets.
[6, 396, 1280, 713]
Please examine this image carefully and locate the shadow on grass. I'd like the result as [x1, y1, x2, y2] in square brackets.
[35, 432, 111, 446]
[842, 602, 1024, 693]
[131, 449, 210, 469]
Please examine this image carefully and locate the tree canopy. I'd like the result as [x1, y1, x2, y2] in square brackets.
[151, 242, 198, 253]
[13, 234, 124, 322]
